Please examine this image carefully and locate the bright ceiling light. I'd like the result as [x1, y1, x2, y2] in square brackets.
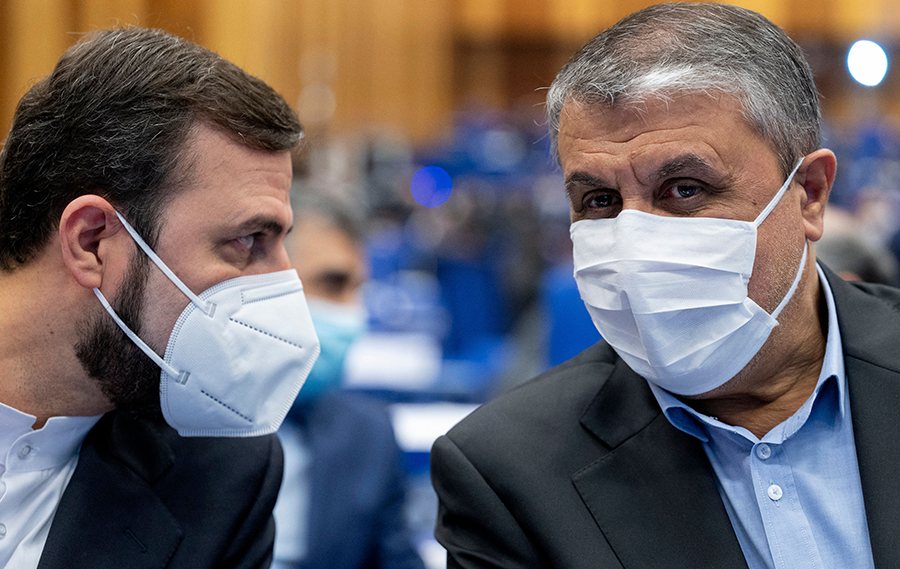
[848, 40, 888, 87]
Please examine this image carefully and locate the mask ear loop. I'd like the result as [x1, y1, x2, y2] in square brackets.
[113, 211, 215, 317]
[771, 240, 808, 319]
[754, 158, 804, 227]
[92, 287, 186, 382]
[751, 158, 808, 319]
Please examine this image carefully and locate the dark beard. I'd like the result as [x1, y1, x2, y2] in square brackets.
[75, 251, 164, 420]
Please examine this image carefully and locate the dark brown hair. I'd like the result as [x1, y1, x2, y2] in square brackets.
[0, 26, 303, 269]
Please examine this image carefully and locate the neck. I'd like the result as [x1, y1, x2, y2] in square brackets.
[682, 261, 828, 439]
[0, 249, 112, 426]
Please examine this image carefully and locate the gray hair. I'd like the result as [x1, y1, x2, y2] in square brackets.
[291, 191, 367, 244]
[546, 3, 820, 176]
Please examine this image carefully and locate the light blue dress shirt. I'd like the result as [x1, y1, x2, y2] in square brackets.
[648, 265, 875, 569]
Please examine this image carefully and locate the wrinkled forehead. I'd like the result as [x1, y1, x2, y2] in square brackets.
[558, 91, 743, 145]
[557, 89, 781, 171]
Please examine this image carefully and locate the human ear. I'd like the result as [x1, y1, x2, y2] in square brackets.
[796, 149, 836, 242]
[59, 195, 127, 290]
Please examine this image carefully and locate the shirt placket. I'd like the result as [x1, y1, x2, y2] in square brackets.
[750, 441, 823, 569]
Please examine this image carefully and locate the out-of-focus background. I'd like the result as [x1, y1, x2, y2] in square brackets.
[5, 1, 900, 567]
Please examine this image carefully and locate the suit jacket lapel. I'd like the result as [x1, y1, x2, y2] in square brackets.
[38, 413, 184, 569]
[574, 358, 748, 569]
[828, 269, 900, 568]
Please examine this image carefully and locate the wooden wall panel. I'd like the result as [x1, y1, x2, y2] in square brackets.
[548, 0, 615, 42]
[76, 0, 149, 29]
[0, 0, 75, 135]
[1, 0, 900, 142]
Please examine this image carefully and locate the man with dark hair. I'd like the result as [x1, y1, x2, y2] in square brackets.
[432, 4, 900, 568]
[0, 27, 319, 568]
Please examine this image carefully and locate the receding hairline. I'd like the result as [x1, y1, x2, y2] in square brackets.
[545, 3, 821, 178]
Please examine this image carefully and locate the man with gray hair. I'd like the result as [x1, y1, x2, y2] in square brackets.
[431, 4, 900, 568]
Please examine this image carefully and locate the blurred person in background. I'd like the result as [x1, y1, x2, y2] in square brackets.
[272, 196, 425, 569]
[0, 27, 312, 568]
[816, 207, 899, 286]
[432, 3, 900, 568]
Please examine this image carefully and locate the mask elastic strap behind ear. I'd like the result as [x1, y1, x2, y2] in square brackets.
[114, 211, 213, 316]
[754, 158, 804, 227]
[92, 287, 184, 380]
[771, 240, 808, 319]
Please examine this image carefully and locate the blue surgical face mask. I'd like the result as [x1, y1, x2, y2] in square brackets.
[292, 297, 367, 404]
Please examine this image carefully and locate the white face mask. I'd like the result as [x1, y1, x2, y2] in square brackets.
[570, 159, 806, 396]
[93, 212, 320, 437]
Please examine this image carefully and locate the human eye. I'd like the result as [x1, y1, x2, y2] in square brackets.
[579, 191, 621, 218]
[235, 234, 256, 249]
[664, 183, 703, 199]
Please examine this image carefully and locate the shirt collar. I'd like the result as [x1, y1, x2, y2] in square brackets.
[0, 402, 102, 472]
[648, 262, 845, 443]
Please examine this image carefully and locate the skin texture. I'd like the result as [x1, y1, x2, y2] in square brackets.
[0, 123, 294, 428]
[558, 93, 836, 437]
[289, 213, 367, 305]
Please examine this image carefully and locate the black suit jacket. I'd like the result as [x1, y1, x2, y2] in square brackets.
[431, 268, 900, 568]
[38, 411, 283, 569]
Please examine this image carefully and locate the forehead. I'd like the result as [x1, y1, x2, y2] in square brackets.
[161, 124, 293, 231]
[556, 93, 777, 182]
[290, 214, 363, 271]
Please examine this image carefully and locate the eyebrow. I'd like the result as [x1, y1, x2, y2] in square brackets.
[565, 171, 613, 201]
[651, 154, 722, 184]
[235, 215, 289, 236]
[564, 153, 724, 199]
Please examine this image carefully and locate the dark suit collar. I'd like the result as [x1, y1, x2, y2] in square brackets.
[38, 411, 183, 569]
[574, 266, 900, 569]
[579, 351, 660, 448]
[106, 412, 176, 482]
[576, 353, 748, 569]
[825, 266, 900, 569]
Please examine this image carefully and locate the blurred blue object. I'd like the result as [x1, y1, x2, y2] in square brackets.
[436, 258, 509, 357]
[410, 166, 453, 208]
[542, 263, 602, 368]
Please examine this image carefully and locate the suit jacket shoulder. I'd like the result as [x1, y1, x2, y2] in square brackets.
[39, 411, 283, 569]
[433, 268, 900, 569]
[824, 269, 900, 568]
[432, 342, 745, 569]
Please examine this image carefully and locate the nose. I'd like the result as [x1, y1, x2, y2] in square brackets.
[620, 196, 657, 215]
[272, 244, 292, 272]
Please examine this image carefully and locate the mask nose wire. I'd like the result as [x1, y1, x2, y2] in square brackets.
[113, 211, 214, 316]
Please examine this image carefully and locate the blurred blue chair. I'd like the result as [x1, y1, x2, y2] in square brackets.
[542, 263, 602, 368]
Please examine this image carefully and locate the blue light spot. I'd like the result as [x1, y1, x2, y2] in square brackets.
[410, 166, 452, 208]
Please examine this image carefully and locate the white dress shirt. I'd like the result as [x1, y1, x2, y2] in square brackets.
[0, 402, 101, 569]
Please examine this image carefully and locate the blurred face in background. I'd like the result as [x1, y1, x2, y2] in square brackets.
[290, 211, 368, 402]
[291, 212, 368, 304]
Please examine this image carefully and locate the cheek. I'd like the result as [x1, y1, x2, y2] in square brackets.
[140, 268, 192, 353]
[748, 201, 808, 313]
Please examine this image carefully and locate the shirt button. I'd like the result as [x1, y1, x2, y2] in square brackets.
[17, 444, 32, 459]
[767, 484, 783, 501]
[0, 523, 8, 538]
[756, 444, 772, 460]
